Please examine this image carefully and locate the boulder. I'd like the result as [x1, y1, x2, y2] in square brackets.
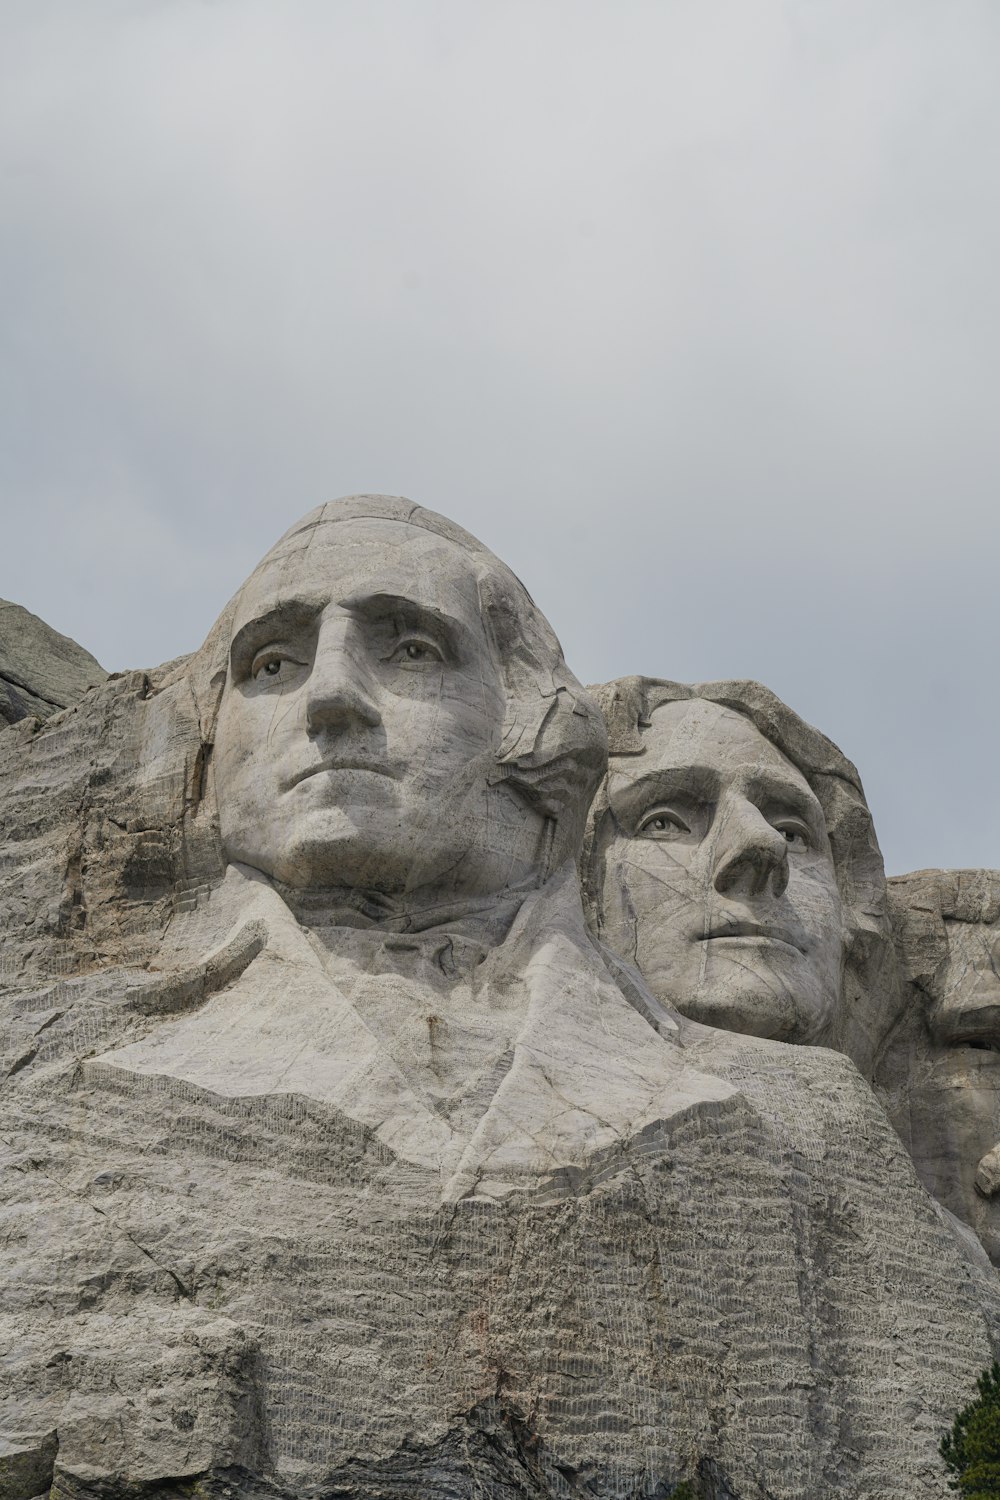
[0, 599, 106, 726]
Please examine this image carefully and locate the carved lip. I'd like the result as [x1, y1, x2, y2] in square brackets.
[699, 919, 804, 954]
[286, 759, 398, 789]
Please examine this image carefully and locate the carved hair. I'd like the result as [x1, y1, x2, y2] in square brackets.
[583, 676, 898, 1077]
[188, 495, 608, 875]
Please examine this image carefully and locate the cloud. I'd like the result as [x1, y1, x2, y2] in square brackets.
[1, 0, 998, 872]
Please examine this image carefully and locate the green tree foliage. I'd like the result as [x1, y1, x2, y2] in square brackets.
[942, 1361, 1000, 1496]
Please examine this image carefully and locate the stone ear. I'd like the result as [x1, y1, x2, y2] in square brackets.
[476, 568, 607, 867]
[476, 568, 563, 763]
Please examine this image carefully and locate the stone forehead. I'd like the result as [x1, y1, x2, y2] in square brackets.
[594, 677, 866, 799]
[238, 515, 482, 613]
[234, 496, 530, 627]
[890, 869, 1000, 932]
[266, 495, 504, 571]
[619, 697, 807, 782]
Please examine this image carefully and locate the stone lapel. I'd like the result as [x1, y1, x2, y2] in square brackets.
[91, 861, 733, 1202]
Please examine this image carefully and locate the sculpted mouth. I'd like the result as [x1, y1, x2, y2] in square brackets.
[699, 920, 805, 954]
[286, 760, 397, 789]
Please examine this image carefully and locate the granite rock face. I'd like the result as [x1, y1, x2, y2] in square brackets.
[879, 868, 1000, 1265]
[0, 599, 107, 726]
[1, 499, 996, 1500]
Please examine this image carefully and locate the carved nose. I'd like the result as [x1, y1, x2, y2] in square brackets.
[305, 641, 381, 737]
[711, 800, 790, 899]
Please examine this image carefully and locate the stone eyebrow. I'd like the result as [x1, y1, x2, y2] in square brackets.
[743, 767, 823, 823]
[610, 763, 721, 809]
[228, 590, 477, 678]
[928, 979, 1000, 1048]
[340, 591, 476, 658]
[229, 597, 324, 675]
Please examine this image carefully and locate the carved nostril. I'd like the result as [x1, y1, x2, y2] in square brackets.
[713, 825, 790, 899]
[307, 694, 378, 734]
[305, 667, 380, 735]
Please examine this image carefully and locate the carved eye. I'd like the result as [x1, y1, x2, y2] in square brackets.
[390, 637, 444, 666]
[637, 808, 691, 839]
[250, 650, 303, 682]
[773, 818, 810, 850]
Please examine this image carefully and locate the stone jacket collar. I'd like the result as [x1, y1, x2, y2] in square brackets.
[94, 861, 732, 1202]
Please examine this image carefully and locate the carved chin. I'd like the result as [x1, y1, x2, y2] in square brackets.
[270, 820, 417, 891]
[624, 929, 839, 1045]
[665, 962, 838, 1044]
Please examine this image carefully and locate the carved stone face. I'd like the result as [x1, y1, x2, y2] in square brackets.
[598, 698, 844, 1042]
[881, 874, 1000, 1263]
[213, 517, 546, 897]
[919, 920, 1000, 1244]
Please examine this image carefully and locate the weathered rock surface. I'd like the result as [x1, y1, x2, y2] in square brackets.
[0, 599, 106, 726]
[879, 868, 1000, 1265]
[1, 500, 995, 1499]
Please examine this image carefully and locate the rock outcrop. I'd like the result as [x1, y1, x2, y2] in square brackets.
[0, 598, 106, 726]
[879, 868, 1000, 1265]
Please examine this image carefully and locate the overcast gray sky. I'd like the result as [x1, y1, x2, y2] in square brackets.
[2, 0, 997, 875]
